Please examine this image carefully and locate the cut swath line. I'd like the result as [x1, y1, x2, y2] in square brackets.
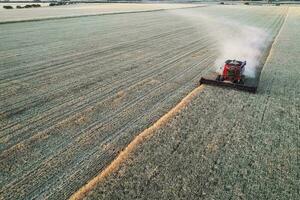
[69, 85, 205, 200]
[261, 7, 289, 67]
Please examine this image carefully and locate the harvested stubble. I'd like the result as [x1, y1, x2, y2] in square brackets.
[0, 6, 220, 200]
[0, 5, 288, 200]
[84, 7, 299, 200]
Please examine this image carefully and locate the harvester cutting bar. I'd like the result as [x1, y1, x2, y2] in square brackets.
[199, 77, 257, 93]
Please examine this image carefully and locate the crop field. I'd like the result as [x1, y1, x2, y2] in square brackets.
[0, 4, 294, 200]
[83, 7, 300, 200]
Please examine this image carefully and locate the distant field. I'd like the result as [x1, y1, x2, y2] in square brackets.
[0, 4, 292, 200]
[0, 3, 202, 23]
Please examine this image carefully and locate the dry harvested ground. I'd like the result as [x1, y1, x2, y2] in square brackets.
[0, 3, 201, 23]
[0, 5, 291, 200]
[84, 7, 300, 200]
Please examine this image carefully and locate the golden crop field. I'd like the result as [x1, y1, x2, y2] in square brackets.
[0, 3, 298, 200]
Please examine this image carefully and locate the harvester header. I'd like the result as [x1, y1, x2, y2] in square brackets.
[200, 59, 257, 93]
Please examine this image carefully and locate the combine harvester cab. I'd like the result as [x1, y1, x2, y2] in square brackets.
[200, 59, 257, 93]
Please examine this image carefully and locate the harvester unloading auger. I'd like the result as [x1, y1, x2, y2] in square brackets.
[200, 59, 257, 93]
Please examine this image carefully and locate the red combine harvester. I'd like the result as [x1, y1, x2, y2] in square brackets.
[200, 59, 257, 93]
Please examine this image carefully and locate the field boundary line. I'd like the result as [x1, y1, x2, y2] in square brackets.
[0, 5, 206, 25]
[257, 6, 289, 92]
[68, 85, 205, 200]
[263, 6, 289, 64]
